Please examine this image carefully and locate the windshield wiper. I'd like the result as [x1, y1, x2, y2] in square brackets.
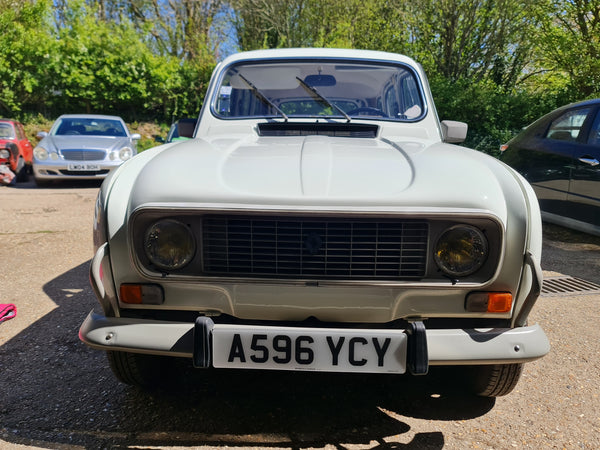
[238, 73, 288, 121]
[295, 76, 351, 123]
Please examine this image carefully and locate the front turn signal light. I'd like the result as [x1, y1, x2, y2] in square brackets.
[466, 292, 513, 313]
[120, 284, 164, 305]
[487, 293, 513, 313]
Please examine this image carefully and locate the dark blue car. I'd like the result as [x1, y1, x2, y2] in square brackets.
[501, 99, 600, 236]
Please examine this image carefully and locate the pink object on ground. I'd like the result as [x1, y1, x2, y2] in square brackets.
[0, 304, 16, 322]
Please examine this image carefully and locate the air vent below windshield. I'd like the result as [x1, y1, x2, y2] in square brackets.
[258, 122, 378, 138]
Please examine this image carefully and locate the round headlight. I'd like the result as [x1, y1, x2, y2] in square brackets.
[34, 146, 48, 160]
[144, 219, 196, 271]
[434, 225, 488, 277]
[0, 149, 10, 159]
[119, 147, 133, 161]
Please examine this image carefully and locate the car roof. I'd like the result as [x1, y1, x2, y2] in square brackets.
[56, 114, 125, 121]
[219, 48, 420, 67]
[559, 98, 600, 110]
[570, 98, 600, 106]
[535, 97, 600, 124]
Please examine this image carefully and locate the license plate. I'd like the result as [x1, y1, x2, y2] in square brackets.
[68, 163, 101, 171]
[212, 325, 407, 373]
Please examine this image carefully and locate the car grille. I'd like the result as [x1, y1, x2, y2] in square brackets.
[202, 215, 428, 280]
[59, 169, 110, 176]
[60, 149, 107, 161]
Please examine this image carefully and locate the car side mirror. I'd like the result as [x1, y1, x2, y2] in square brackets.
[441, 120, 468, 144]
[131, 133, 141, 140]
[36, 131, 48, 139]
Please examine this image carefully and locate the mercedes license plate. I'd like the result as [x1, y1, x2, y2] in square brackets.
[212, 325, 407, 373]
[68, 163, 100, 171]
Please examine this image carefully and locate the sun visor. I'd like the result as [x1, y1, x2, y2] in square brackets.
[229, 66, 301, 90]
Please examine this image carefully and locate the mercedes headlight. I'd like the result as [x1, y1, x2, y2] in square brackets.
[33, 146, 49, 160]
[119, 147, 133, 161]
[434, 225, 488, 277]
[144, 219, 196, 271]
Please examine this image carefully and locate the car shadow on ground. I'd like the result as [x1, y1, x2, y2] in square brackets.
[541, 223, 600, 284]
[6, 177, 103, 190]
[0, 261, 495, 449]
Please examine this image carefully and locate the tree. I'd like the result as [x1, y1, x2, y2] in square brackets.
[121, 0, 224, 61]
[0, 0, 56, 116]
[234, 0, 538, 89]
[401, 0, 539, 87]
[51, 1, 181, 118]
[233, 0, 409, 51]
[535, 0, 600, 98]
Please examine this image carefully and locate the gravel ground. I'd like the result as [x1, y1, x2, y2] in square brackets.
[0, 181, 599, 450]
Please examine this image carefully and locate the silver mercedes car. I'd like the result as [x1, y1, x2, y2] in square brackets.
[33, 114, 140, 186]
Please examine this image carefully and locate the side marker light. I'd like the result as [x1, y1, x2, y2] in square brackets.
[466, 292, 513, 313]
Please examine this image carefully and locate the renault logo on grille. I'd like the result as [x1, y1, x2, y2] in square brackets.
[304, 232, 323, 255]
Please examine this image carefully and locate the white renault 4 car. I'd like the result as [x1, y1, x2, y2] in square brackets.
[80, 48, 549, 397]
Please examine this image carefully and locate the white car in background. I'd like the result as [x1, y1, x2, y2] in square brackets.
[33, 114, 140, 186]
[80, 48, 549, 397]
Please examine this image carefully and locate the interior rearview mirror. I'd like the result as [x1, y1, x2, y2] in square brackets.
[304, 74, 337, 87]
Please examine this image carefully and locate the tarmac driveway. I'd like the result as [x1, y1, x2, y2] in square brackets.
[1, 181, 599, 449]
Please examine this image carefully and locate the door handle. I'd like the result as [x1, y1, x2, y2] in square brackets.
[578, 157, 599, 166]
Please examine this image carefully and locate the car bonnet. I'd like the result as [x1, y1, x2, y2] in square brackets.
[126, 135, 509, 220]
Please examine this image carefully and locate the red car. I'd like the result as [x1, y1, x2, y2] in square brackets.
[0, 119, 33, 182]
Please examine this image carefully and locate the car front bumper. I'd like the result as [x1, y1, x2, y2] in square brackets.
[33, 160, 122, 180]
[79, 310, 550, 373]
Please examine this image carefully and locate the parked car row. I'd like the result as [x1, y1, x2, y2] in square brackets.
[3, 86, 598, 241]
[1, 114, 141, 186]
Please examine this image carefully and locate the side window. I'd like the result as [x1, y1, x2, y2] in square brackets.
[15, 123, 25, 140]
[546, 108, 591, 142]
[587, 110, 600, 146]
[400, 76, 422, 119]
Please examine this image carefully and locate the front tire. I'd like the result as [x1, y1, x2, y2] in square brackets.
[15, 157, 29, 182]
[467, 363, 523, 397]
[107, 351, 173, 388]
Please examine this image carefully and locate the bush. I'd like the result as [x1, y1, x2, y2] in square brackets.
[430, 76, 574, 156]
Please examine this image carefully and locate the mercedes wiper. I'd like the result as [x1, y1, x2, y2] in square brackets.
[295, 76, 351, 123]
[238, 73, 288, 121]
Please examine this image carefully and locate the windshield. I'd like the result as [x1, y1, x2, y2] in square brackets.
[0, 123, 15, 139]
[52, 118, 127, 137]
[213, 60, 424, 121]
